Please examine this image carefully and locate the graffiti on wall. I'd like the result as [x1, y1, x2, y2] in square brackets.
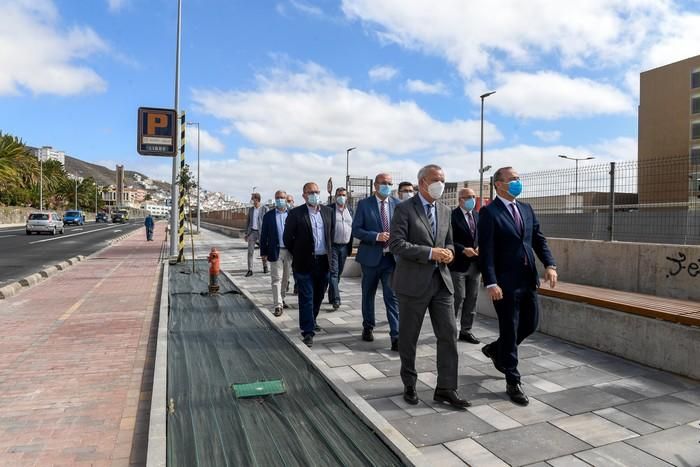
[666, 252, 700, 278]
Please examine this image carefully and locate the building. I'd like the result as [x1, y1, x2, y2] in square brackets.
[32, 146, 66, 166]
[638, 54, 700, 205]
[142, 203, 171, 218]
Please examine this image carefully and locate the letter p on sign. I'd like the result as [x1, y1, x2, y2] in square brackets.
[146, 113, 169, 135]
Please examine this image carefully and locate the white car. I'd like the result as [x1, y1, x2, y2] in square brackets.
[26, 212, 65, 235]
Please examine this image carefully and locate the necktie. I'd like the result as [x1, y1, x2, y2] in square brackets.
[466, 211, 475, 237]
[379, 201, 389, 246]
[509, 203, 523, 236]
[426, 203, 436, 238]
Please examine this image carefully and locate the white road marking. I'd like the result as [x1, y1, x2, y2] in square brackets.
[29, 225, 128, 244]
[73, 228, 84, 232]
[0, 235, 16, 238]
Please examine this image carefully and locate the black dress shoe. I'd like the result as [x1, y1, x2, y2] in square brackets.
[361, 328, 374, 342]
[433, 388, 471, 409]
[314, 324, 321, 332]
[332, 303, 340, 310]
[391, 338, 399, 352]
[403, 386, 419, 405]
[458, 331, 480, 344]
[273, 306, 283, 317]
[506, 383, 529, 406]
[302, 335, 313, 347]
[245, 270, 253, 277]
[283, 301, 289, 309]
[482, 343, 504, 373]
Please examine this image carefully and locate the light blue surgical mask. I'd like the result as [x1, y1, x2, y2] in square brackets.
[507, 180, 523, 197]
[275, 198, 287, 210]
[378, 184, 392, 198]
[307, 194, 321, 206]
[336, 196, 347, 206]
[463, 198, 476, 211]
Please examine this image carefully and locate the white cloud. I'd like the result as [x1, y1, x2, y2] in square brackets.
[107, 0, 127, 13]
[185, 128, 226, 154]
[488, 72, 634, 119]
[288, 0, 323, 17]
[369, 65, 398, 81]
[0, 0, 107, 96]
[405, 79, 448, 95]
[533, 130, 561, 143]
[191, 62, 501, 155]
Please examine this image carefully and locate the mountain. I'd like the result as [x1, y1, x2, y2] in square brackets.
[64, 156, 171, 192]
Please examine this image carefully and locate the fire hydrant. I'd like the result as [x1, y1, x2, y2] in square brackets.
[208, 247, 221, 294]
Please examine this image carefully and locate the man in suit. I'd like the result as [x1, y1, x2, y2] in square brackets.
[327, 187, 353, 310]
[449, 188, 481, 344]
[478, 166, 557, 406]
[397, 181, 415, 202]
[352, 173, 400, 351]
[245, 192, 268, 277]
[260, 190, 292, 317]
[390, 164, 469, 409]
[283, 182, 335, 347]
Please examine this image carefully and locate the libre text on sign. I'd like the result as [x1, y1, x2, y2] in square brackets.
[137, 107, 176, 157]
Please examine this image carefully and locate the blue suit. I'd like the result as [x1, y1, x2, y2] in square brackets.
[478, 197, 556, 385]
[259, 209, 283, 262]
[352, 195, 400, 338]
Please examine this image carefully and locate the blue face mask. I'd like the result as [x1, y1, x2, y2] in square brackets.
[275, 198, 287, 209]
[307, 194, 321, 206]
[378, 184, 392, 198]
[336, 196, 347, 206]
[507, 180, 523, 198]
[463, 198, 476, 211]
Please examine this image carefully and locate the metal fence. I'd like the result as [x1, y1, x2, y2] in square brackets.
[518, 155, 700, 245]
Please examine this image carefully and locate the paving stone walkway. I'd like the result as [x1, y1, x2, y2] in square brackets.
[196, 227, 700, 467]
[0, 225, 163, 467]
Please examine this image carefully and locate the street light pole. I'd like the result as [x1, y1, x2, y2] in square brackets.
[39, 157, 43, 212]
[479, 91, 496, 208]
[187, 122, 200, 233]
[558, 154, 595, 195]
[345, 147, 356, 192]
[170, 0, 182, 258]
[74, 176, 78, 210]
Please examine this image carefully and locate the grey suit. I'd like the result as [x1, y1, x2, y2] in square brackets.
[245, 205, 268, 271]
[389, 194, 458, 390]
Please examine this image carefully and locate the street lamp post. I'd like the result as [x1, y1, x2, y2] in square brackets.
[345, 147, 356, 193]
[479, 91, 496, 207]
[170, 0, 183, 258]
[187, 122, 200, 233]
[74, 176, 78, 210]
[558, 154, 595, 195]
[39, 157, 43, 212]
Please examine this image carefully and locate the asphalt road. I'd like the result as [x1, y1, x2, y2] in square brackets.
[0, 220, 145, 288]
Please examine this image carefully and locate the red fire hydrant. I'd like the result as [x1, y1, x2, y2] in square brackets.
[208, 247, 221, 294]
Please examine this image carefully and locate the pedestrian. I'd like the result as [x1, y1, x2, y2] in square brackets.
[260, 190, 292, 317]
[397, 181, 415, 201]
[352, 173, 400, 352]
[390, 164, 469, 409]
[478, 166, 557, 406]
[244, 192, 268, 277]
[283, 182, 334, 347]
[449, 188, 481, 344]
[327, 187, 353, 310]
[144, 213, 154, 241]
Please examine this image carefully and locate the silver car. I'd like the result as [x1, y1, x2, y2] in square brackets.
[26, 212, 65, 235]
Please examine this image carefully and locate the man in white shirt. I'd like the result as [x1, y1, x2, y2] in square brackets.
[328, 187, 353, 310]
[245, 193, 268, 277]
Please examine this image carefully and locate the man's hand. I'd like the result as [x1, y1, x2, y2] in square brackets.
[444, 249, 454, 263]
[377, 232, 390, 242]
[545, 267, 558, 288]
[463, 247, 478, 257]
[431, 248, 452, 263]
[487, 285, 504, 301]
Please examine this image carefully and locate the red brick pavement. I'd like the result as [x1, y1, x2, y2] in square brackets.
[0, 224, 165, 466]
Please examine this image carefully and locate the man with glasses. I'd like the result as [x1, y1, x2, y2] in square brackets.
[283, 182, 335, 347]
[352, 173, 400, 351]
[397, 181, 415, 201]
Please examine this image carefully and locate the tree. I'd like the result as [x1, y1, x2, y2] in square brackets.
[176, 164, 198, 271]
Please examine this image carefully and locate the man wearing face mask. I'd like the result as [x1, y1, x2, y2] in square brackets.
[327, 187, 353, 310]
[449, 188, 481, 344]
[478, 167, 557, 406]
[397, 181, 415, 202]
[390, 164, 469, 409]
[286, 194, 295, 210]
[245, 193, 269, 277]
[352, 173, 400, 351]
[283, 182, 335, 347]
[260, 190, 292, 317]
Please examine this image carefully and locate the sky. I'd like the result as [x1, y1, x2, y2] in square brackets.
[1, 0, 699, 202]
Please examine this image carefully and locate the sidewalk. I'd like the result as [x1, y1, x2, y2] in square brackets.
[0, 224, 163, 466]
[194, 227, 700, 467]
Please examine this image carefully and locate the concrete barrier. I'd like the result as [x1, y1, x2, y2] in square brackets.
[19, 273, 43, 287]
[201, 222, 244, 239]
[0, 283, 22, 299]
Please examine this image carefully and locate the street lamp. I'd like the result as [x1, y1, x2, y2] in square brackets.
[479, 91, 496, 207]
[345, 147, 356, 192]
[558, 154, 595, 195]
[186, 122, 201, 233]
[74, 175, 79, 210]
[39, 156, 43, 212]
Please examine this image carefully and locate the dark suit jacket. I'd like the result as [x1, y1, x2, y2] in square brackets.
[389, 194, 454, 297]
[477, 198, 555, 292]
[449, 207, 479, 273]
[328, 202, 353, 256]
[352, 195, 400, 267]
[259, 209, 286, 262]
[283, 204, 335, 273]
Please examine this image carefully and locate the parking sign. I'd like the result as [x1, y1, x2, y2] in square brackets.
[137, 107, 176, 156]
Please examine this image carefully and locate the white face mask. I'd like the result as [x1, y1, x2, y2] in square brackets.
[399, 192, 414, 200]
[427, 181, 445, 200]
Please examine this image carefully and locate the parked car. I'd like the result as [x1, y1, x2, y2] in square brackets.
[96, 212, 109, 223]
[26, 212, 65, 235]
[111, 211, 126, 223]
[63, 210, 85, 225]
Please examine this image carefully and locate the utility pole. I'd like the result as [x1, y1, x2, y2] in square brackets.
[39, 156, 43, 212]
[479, 91, 496, 208]
[170, 0, 182, 258]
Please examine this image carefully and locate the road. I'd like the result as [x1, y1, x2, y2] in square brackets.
[0, 220, 147, 288]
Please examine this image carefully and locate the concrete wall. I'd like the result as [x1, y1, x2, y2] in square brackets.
[548, 238, 700, 301]
[0, 207, 34, 224]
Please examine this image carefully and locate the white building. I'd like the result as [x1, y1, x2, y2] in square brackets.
[142, 203, 171, 218]
[35, 146, 66, 166]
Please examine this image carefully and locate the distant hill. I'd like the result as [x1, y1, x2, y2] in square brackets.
[64, 156, 171, 192]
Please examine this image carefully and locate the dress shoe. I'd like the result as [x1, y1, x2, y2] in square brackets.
[273, 306, 283, 317]
[403, 386, 419, 405]
[458, 330, 480, 344]
[506, 383, 529, 406]
[283, 301, 289, 309]
[433, 388, 471, 409]
[245, 270, 253, 277]
[332, 303, 340, 310]
[361, 328, 374, 342]
[314, 324, 321, 332]
[482, 343, 504, 373]
[302, 335, 313, 347]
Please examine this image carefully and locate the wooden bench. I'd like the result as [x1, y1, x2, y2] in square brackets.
[538, 281, 700, 327]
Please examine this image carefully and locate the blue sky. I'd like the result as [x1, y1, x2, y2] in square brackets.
[1, 0, 699, 201]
